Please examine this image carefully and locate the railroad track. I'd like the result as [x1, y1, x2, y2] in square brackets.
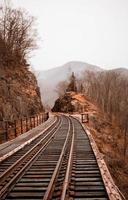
[0, 115, 61, 199]
[0, 115, 110, 199]
[0, 116, 60, 174]
[43, 117, 109, 200]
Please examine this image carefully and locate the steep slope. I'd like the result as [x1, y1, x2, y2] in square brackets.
[36, 61, 102, 107]
[0, 67, 44, 121]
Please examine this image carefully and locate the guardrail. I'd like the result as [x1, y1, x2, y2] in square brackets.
[0, 112, 49, 144]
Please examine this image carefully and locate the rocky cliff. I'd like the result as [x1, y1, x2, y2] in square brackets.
[0, 67, 44, 121]
[52, 92, 96, 113]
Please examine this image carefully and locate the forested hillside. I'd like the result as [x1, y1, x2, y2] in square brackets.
[79, 70, 128, 158]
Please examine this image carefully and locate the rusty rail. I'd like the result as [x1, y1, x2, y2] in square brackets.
[60, 119, 74, 200]
[43, 117, 71, 200]
[0, 116, 61, 200]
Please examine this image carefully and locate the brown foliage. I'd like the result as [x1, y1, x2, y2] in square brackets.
[82, 70, 128, 158]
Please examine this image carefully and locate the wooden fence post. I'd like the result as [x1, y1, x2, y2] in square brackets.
[5, 121, 8, 141]
[26, 117, 28, 132]
[30, 117, 32, 129]
[21, 119, 23, 134]
[14, 120, 17, 137]
[37, 115, 38, 126]
[34, 116, 35, 127]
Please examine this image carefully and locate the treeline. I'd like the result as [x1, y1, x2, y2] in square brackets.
[0, 1, 37, 68]
[79, 70, 128, 157]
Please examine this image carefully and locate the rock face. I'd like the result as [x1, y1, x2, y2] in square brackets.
[52, 92, 96, 113]
[0, 67, 44, 121]
[52, 92, 75, 113]
[52, 74, 96, 113]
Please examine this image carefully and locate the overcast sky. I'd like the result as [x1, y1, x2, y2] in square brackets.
[8, 0, 128, 70]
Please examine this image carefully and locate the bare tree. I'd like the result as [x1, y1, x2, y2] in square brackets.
[82, 70, 128, 158]
[0, 1, 37, 67]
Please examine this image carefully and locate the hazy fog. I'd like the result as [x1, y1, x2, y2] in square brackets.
[10, 0, 128, 70]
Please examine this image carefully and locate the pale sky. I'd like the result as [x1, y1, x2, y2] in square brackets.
[5, 0, 128, 70]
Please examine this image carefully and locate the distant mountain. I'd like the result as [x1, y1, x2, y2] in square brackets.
[36, 61, 103, 108]
[37, 61, 102, 81]
[35, 61, 128, 108]
[109, 68, 128, 78]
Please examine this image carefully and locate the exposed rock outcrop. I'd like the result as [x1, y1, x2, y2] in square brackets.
[52, 92, 74, 113]
[52, 92, 97, 113]
[0, 67, 44, 121]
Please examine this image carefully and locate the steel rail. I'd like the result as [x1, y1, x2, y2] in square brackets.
[0, 116, 60, 175]
[66, 116, 109, 200]
[60, 117, 75, 200]
[0, 115, 58, 163]
[43, 117, 71, 200]
[0, 117, 61, 184]
[0, 117, 62, 200]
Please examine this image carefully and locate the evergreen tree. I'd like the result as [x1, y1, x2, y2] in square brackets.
[66, 72, 77, 92]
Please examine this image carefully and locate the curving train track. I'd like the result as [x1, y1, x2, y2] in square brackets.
[0, 115, 122, 200]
